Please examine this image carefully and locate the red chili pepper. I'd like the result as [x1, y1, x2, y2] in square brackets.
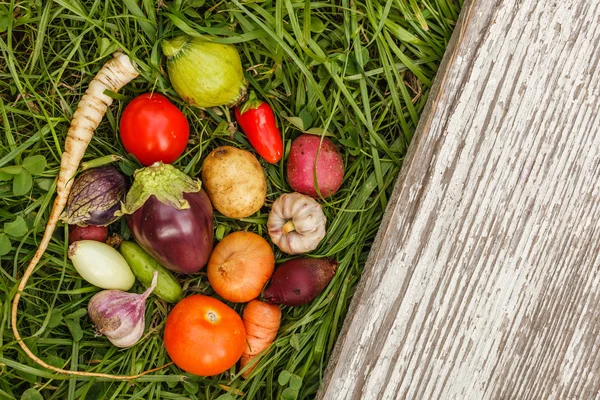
[234, 92, 283, 164]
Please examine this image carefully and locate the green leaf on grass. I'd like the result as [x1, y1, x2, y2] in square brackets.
[119, 161, 136, 177]
[186, 0, 205, 6]
[284, 116, 305, 131]
[48, 309, 63, 329]
[310, 17, 325, 33]
[64, 318, 83, 342]
[278, 370, 291, 386]
[4, 216, 28, 237]
[97, 37, 119, 58]
[212, 120, 230, 137]
[65, 308, 87, 320]
[215, 224, 226, 241]
[0, 6, 10, 33]
[13, 170, 32, 196]
[35, 178, 53, 191]
[305, 127, 327, 136]
[0, 233, 12, 256]
[215, 394, 235, 400]
[356, 47, 370, 68]
[166, 379, 178, 389]
[298, 108, 313, 130]
[281, 387, 299, 400]
[21, 388, 43, 400]
[289, 334, 301, 351]
[0, 170, 13, 180]
[182, 380, 199, 394]
[45, 354, 66, 368]
[0, 165, 23, 175]
[289, 374, 302, 390]
[22, 155, 47, 175]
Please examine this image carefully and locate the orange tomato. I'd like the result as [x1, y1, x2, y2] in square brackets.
[208, 231, 275, 303]
[163, 295, 246, 376]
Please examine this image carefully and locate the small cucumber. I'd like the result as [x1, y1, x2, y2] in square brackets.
[120, 241, 183, 303]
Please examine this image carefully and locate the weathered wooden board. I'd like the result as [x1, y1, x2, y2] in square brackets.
[318, 0, 600, 398]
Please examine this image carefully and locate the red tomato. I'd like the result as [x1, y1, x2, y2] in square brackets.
[163, 295, 246, 376]
[119, 93, 189, 166]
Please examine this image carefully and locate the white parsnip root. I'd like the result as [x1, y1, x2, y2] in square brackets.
[11, 52, 171, 379]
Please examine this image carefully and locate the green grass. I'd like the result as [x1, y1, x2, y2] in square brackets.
[0, 0, 461, 398]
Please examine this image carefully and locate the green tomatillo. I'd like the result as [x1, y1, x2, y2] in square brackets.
[161, 35, 247, 108]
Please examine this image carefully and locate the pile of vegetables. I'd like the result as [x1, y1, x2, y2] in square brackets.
[1, 0, 461, 398]
[12, 40, 342, 381]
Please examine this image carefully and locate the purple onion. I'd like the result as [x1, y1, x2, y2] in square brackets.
[63, 165, 129, 226]
[263, 258, 337, 306]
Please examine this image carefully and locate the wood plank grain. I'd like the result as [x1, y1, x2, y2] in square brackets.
[318, 0, 600, 398]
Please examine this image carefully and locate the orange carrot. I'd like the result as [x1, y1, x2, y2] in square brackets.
[240, 299, 282, 379]
[10, 52, 169, 379]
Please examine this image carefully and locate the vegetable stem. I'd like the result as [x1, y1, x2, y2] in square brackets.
[282, 220, 296, 235]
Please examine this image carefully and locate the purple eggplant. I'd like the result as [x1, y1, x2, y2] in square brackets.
[120, 163, 213, 274]
[126, 191, 213, 274]
[63, 165, 129, 226]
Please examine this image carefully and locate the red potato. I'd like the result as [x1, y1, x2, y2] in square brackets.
[262, 257, 337, 306]
[286, 134, 344, 198]
[68, 225, 109, 244]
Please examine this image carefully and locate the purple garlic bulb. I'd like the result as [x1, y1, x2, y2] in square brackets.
[87, 272, 157, 348]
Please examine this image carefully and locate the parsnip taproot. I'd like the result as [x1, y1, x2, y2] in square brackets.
[10, 52, 170, 379]
[240, 300, 281, 379]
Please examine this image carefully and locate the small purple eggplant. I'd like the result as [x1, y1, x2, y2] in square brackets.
[263, 257, 337, 306]
[120, 162, 213, 274]
[62, 165, 128, 226]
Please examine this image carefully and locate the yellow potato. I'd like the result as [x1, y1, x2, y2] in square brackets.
[201, 146, 267, 218]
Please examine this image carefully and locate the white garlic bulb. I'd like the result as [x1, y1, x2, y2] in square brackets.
[267, 192, 326, 254]
[87, 272, 158, 348]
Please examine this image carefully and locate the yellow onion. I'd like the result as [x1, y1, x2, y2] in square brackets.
[161, 35, 247, 108]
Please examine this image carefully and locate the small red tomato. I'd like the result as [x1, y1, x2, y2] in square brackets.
[119, 93, 189, 166]
[234, 93, 283, 164]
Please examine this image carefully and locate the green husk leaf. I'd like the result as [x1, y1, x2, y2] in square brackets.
[118, 162, 202, 215]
